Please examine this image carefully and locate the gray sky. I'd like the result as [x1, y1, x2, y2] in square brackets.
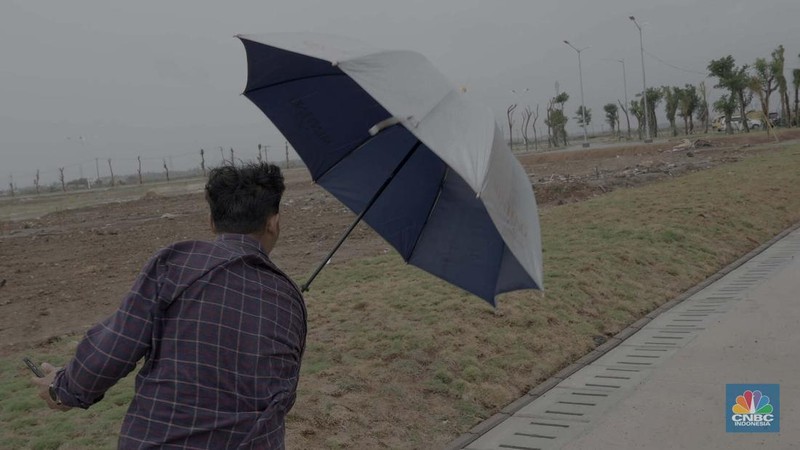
[3, 0, 799, 185]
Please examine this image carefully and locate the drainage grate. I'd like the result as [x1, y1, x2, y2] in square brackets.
[463, 229, 800, 450]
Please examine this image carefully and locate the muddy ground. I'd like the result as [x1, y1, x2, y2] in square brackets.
[1, 129, 798, 352]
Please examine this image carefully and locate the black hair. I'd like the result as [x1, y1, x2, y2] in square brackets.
[205, 162, 285, 234]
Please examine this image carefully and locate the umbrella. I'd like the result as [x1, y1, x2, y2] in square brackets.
[237, 33, 543, 305]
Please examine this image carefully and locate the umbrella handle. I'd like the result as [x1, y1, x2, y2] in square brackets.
[301, 141, 422, 293]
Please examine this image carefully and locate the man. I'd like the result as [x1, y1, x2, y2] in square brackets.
[32, 163, 307, 449]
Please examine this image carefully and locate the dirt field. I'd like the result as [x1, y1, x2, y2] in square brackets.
[1, 130, 798, 352]
[1, 129, 799, 446]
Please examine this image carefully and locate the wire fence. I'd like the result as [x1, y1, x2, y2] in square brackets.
[4, 143, 301, 198]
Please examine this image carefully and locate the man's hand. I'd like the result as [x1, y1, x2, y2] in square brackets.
[31, 363, 71, 411]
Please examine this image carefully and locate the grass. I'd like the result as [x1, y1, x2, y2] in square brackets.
[2, 143, 800, 448]
[0, 340, 136, 449]
[0, 178, 206, 222]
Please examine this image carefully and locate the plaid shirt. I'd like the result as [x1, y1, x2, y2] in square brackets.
[53, 234, 307, 449]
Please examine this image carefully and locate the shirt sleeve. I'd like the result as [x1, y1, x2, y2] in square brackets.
[53, 253, 162, 409]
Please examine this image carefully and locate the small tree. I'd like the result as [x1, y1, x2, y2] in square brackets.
[772, 45, 790, 125]
[750, 57, 777, 125]
[58, 167, 66, 192]
[709, 56, 751, 132]
[200, 149, 206, 176]
[644, 87, 664, 138]
[34, 169, 40, 194]
[662, 86, 680, 136]
[630, 99, 644, 140]
[714, 94, 738, 134]
[163, 158, 170, 182]
[574, 105, 592, 128]
[545, 92, 569, 147]
[678, 84, 700, 135]
[603, 103, 619, 136]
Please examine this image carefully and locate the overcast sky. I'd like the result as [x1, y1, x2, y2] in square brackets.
[2, 0, 799, 185]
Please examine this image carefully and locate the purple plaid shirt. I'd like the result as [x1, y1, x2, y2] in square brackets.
[53, 234, 307, 449]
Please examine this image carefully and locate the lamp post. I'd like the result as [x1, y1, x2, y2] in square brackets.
[629, 16, 652, 142]
[564, 40, 590, 148]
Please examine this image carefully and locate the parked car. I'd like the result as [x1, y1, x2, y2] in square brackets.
[730, 116, 762, 130]
[713, 116, 761, 131]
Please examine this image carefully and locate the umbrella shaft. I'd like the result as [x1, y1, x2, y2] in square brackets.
[301, 141, 422, 292]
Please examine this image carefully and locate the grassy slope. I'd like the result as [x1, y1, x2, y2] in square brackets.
[2, 144, 799, 449]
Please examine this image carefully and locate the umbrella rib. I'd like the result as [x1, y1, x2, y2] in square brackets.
[301, 141, 423, 292]
[405, 166, 449, 261]
[243, 73, 347, 96]
[313, 123, 399, 183]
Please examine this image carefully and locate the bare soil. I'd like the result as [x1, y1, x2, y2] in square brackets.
[2, 130, 798, 352]
[1, 129, 799, 445]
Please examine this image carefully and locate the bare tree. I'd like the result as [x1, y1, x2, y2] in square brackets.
[137, 156, 143, 185]
[230, 148, 235, 167]
[163, 158, 170, 182]
[219, 146, 225, 165]
[545, 99, 554, 148]
[793, 67, 800, 127]
[521, 107, 533, 151]
[618, 100, 632, 139]
[200, 149, 206, 176]
[698, 81, 710, 134]
[531, 104, 540, 150]
[506, 104, 517, 149]
[34, 169, 40, 194]
[107, 159, 115, 187]
[58, 167, 66, 192]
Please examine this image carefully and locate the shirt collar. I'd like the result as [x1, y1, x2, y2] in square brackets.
[216, 233, 269, 257]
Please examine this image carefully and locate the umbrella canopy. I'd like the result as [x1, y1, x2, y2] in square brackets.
[237, 33, 543, 305]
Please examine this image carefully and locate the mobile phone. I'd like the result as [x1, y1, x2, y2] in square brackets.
[23, 357, 45, 378]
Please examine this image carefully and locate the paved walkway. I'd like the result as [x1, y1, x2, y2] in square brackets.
[453, 227, 800, 449]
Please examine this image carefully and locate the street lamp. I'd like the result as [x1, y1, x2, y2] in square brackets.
[564, 40, 590, 148]
[629, 16, 652, 142]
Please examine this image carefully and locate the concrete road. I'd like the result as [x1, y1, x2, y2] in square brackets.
[460, 227, 800, 450]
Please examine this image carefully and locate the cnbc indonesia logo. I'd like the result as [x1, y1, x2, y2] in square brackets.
[732, 390, 773, 424]
[727, 386, 779, 432]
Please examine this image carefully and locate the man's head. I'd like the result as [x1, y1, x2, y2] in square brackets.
[205, 163, 285, 253]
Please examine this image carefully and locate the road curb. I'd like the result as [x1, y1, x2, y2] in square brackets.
[443, 220, 800, 449]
